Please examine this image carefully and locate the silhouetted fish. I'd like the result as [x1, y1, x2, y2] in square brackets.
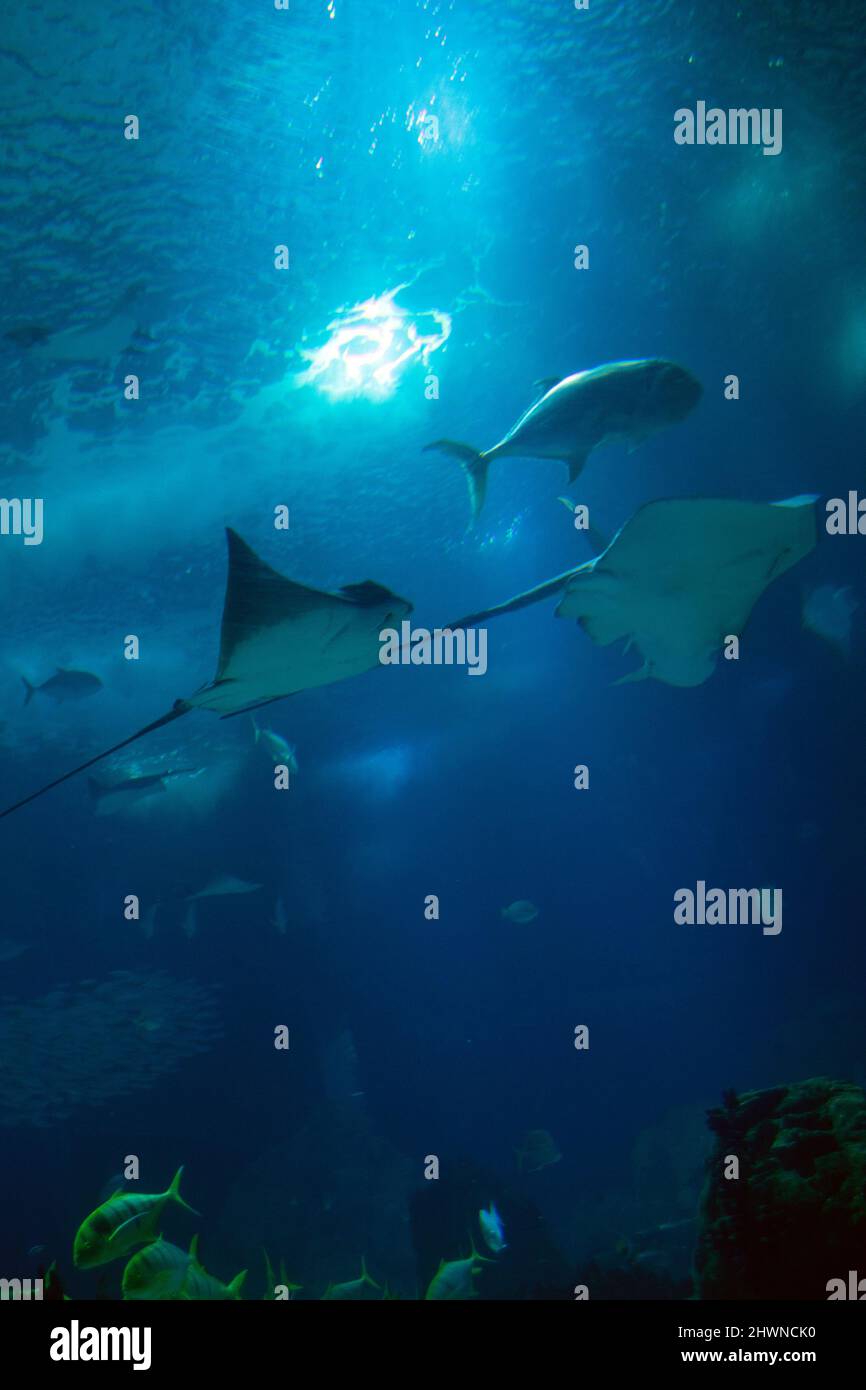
[22, 668, 102, 705]
[87, 768, 199, 810]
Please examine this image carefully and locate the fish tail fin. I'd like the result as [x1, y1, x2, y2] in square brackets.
[167, 1165, 200, 1216]
[278, 1259, 300, 1292]
[227, 1270, 247, 1298]
[360, 1255, 380, 1290]
[423, 439, 490, 524]
[21, 677, 35, 705]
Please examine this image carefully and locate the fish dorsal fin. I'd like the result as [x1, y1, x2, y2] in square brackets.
[340, 580, 402, 607]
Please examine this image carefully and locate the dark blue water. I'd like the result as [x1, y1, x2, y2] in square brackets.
[1, 0, 864, 1299]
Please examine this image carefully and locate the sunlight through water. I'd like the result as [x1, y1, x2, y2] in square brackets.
[296, 286, 451, 400]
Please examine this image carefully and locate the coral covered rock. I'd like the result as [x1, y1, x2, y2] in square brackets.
[695, 1077, 866, 1299]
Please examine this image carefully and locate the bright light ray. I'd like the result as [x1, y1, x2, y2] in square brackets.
[296, 285, 450, 400]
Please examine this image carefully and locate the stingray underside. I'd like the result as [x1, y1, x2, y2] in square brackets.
[555, 496, 817, 686]
[186, 529, 413, 716]
[0, 530, 413, 818]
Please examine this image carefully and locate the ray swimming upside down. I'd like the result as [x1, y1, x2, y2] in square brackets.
[448, 495, 817, 687]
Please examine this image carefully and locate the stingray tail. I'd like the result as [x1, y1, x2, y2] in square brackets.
[0, 704, 191, 820]
[448, 566, 584, 631]
[21, 677, 35, 705]
[424, 439, 490, 524]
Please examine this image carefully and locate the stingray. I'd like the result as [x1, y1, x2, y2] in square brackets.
[449, 496, 817, 687]
[27, 283, 150, 365]
[0, 529, 412, 819]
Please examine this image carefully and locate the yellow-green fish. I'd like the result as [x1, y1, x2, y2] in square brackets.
[262, 1248, 302, 1300]
[122, 1237, 193, 1300]
[321, 1256, 380, 1300]
[179, 1236, 246, 1300]
[73, 1166, 198, 1269]
[425, 1239, 492, 1300]
[279, 1260, 302, 1295]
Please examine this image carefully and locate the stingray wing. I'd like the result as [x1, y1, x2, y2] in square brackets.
[187, 530, 412, 715]
[555, 496, 817, 686]
[0, 531, 412, 819]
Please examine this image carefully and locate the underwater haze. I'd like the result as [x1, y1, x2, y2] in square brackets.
[1, 0, 865, 1304]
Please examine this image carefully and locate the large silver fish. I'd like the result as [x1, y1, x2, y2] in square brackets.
[22, 668, 102, 704]
[425, 358, 702, 523]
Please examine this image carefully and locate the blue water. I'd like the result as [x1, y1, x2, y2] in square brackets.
[1, 0, 864, 1299]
